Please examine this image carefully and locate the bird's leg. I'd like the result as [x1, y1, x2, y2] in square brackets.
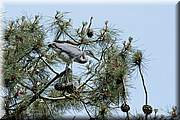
[65, 62, 72, 84]
[65, 64, 69, 70]
[65, 64, 69, 85]
[70, 63, 73, 72]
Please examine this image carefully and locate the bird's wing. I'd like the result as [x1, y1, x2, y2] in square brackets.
[53, 42, 82, 57]
[53, 42, 89, 64]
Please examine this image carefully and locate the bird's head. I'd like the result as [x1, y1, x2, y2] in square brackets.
[48, 41, 65, 50]
[48, 42, 61, 51]
[84, 50, 99, 61]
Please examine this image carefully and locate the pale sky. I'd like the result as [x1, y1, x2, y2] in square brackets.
[2, 2, 177, 118]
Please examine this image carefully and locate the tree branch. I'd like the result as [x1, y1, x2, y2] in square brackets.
[80, 99, 92, 118]
[39, 56, 59, 75]
[39, 94, 72, 101]
[17, 81, 32, 92]
[64, 30, 79, 43]
[138, 65, 148, 105]
[77, 74, 95, 90]
[2, 68, 70, 119]
[17, 48, 34, 63]
[38, 68, 70, 95]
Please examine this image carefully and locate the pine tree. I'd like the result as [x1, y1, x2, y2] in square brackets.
[2, 11, 151, 120]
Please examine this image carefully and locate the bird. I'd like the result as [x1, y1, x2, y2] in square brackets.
[48, 41, 99, 66]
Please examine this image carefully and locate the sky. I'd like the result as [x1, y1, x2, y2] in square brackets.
[1, 1, 177, 118]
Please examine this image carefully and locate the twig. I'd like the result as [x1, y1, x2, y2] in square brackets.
[54, 30, 62, 41]
[38, 68, 70, 95]
[96, 21, 108, 41]
[80, 99, 92, 118]
[2, 69, 69, 119]
[53, 40, 79, 46]
[39, 56, 59, 75]
[121, 77, 127, 103]
[138, 64, 149, 120]
[138, 65, 148, 105]
[17, 48, 34, 63]
[145, 114, 148, 120]
[64, 30, 79, 43]
[77, 74, 95, 90]
[94, 43, 110, 73]
[39, 94, 71, 101]
[87, 17, 93, 29]
[17, 81, 32, 92]
[126, 111, 130, 120]
[53, 36, 111, 46]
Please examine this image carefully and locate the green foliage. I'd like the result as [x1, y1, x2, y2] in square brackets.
[2, 12, 150, 119]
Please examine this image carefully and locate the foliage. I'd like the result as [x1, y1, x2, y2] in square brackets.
[2, 11, 157, 120]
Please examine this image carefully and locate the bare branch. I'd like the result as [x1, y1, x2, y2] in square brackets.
[64, 30, 79, 43]
[77, 74, 95, 90]
[54, 40, 80, 46]
[39, 56, 59, 75]
[138, 65, 148, 105]
[80, 99, 92, 118]
[87, 17, 93, 29]
[39, 94, 72, 101]
[38, 68, 70, 95]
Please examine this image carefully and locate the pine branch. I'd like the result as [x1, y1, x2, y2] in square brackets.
[2, 69, 70, 119]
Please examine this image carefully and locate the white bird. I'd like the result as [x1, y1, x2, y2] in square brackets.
[48, 41, 99, 65]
